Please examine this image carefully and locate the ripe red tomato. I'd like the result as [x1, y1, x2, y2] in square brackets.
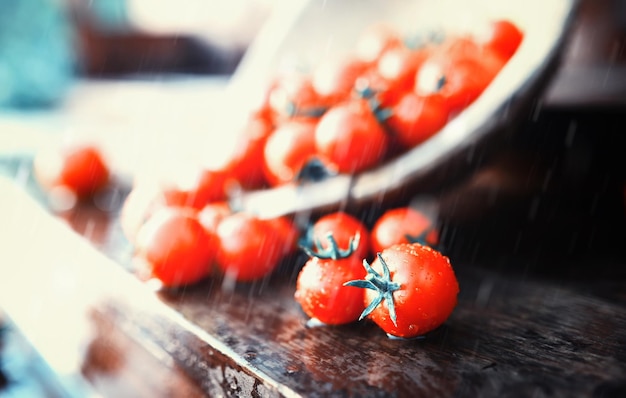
[34, 142, 110, 200]
[314, 99, 389, 174]
[312, 56, 371, 103]
[268, 72, 332, 120]
[385, 91, 449, 149]
[355, 24, 403, 64]
[263, 120, 318, 186]
[309, 211, 371, 261]
[345, 242, 459, 339]
[215, 212, 285, 282]
[120, 167, 232, 243]
[477, 19, 524, 61]
[226, 114, 274, 189]
[160, 167, 232, 210]
[266, 215, 300, 258]
[376, 45, 430, 100]
[370, 207, 438, 254]
[135, 207, 218, 288]
[415, 36, 505, 114]
[295, 234, 366, 325]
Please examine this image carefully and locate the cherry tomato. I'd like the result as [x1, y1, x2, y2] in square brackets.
[385, 91, 449, 149]
[477, 19, 524, 61]
[34, 142, 110, 200]
[345, 242, 459, 339]
[376, 45, 430, 100]
[226, 114, 274, 189]
[295, 233, 366, 325]
[415, 36, 505, 114]
[120, 167, 232, 242]
[312, 56, 371, 103]
[355, 24, 403, 64]
[215, 212, 285, 282]
[309, 211, 371, 261]
[263, 120, 318, 186]
[266, 215, 300, 258]
[268, 72, 331, 120]
[314, 98, 389, 174]
[160, 167, 232, 210]
[135, 207, 218, 288]
[370, 207, 439, 254]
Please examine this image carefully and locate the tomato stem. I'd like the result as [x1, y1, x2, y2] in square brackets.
[300, 232, 360, 260]
[344, 253, 401, 326]
[404, 228, 434, 247]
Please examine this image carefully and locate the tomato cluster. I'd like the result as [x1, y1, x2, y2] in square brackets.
[294, 207, 455, 339]
[32, 18, 521, 338]
[242, 18, 523, 181]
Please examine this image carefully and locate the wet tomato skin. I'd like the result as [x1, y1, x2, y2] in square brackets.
[295, 254, 366, 325]
[364, 243, 459, 339]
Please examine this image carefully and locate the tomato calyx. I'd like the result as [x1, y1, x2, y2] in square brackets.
[404, 226, 436, 246]
[301, 232, 360, 260]
[345, 253, 401, 326]
[295, 158, 337, 183]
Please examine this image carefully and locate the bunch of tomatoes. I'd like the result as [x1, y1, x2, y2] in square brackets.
[33, 19, 522, 338]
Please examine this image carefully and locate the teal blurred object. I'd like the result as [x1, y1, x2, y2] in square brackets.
[0, 0, 76, 108]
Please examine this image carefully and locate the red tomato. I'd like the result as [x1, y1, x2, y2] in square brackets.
[268, 72, 331, 120]
[160, 167, 232, 210]
[385, 91, 449, 149]
[263, 120, 318, 186]
[266, 215, 300, 258]
[309, 212, 371, 261]
[215, 212, 285, 282]
[355, 24, 403, 64]
[415, 36, 505, 114]
[312, 56, 371, 103]
[345, 243, 459, 338]
[477, 19, 524, 61]
[314, 99, 389, 174]
[376, 45, 430, 100]
[135, 207, 218, 288]
[295, 234, 366, 325]
[370, 207, 438, 254]
[226, 114, 274, 189]
[34, 142, 110, 200]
